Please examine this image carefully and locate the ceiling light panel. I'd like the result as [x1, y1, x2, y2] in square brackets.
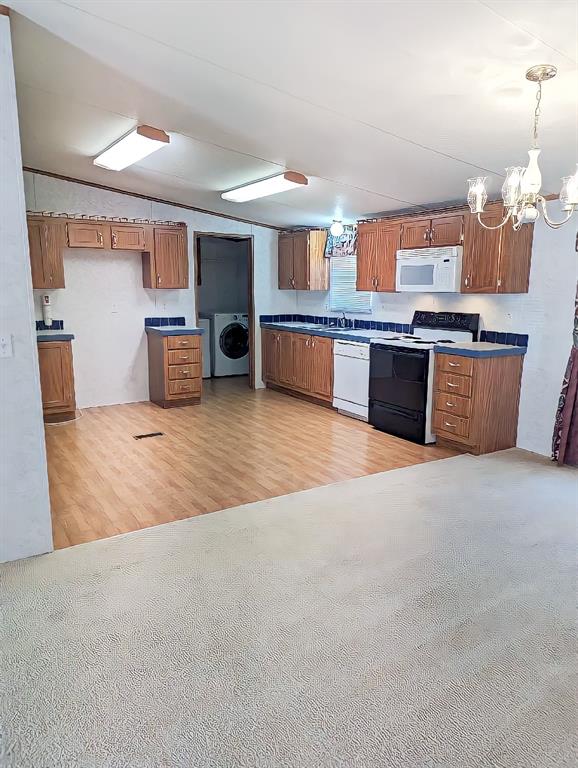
[222, 171, 308, 202]
[94, 125, 170, 171]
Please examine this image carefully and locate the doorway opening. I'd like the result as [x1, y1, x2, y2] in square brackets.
[194, 233, 255, 389]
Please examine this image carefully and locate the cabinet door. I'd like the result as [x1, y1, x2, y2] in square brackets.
[430, 215, 463, 247]
[67, 222, 108, 248]
[498, 221, 533, 293]
[462, 209, 500, 293]
[292, 333, 311, 390]
[400, 218, 431, 249]
[37, 341, 75, 412]
[356, 223, 378, 291]
[292, 232, 310, 290]
[278, 235, 294, 289]
[27, 220, 65, 289]
[262, 330, 279, 382]
[111, 226, 146, 250]
[277, 332, 294, 386]
[309, 337, 333, 400]
[153, 228, 188, 288]
[375, 222, 401, 292]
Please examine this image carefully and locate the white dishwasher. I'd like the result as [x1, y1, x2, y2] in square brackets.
[333, 340, 370, 421]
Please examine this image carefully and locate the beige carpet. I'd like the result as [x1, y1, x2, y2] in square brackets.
[1, 449, 577, 767]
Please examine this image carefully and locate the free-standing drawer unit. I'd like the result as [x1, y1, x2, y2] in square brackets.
[147, 332, 203, 408]
[432, 352, 524, 455]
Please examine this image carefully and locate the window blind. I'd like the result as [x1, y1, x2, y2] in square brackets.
[329, 255, 372, 313]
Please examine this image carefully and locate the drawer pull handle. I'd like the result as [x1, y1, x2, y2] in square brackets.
[448, 362, 460, 367]
[179, 340, 187, 345]
[447, 382, 459, 388]
[179, 356, 189, 360]
[445, 401, 456, 407]
[444, 420, 457, 428]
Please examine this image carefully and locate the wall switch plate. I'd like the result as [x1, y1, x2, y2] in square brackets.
[0, 335, 14, 358]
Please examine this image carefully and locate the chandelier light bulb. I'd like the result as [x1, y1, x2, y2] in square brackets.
[467, 177, 487, 214]
[330, 220, 344, 237]
[560, 165, 578, 210]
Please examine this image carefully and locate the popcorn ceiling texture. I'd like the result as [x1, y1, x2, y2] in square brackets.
[1, 449, 576, 767]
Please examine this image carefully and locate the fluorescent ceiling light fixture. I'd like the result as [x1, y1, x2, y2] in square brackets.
[222, 171, 308, 202]
[94, 125, 170, 171]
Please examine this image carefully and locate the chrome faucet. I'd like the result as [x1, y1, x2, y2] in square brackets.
[338, 312, 347, 328]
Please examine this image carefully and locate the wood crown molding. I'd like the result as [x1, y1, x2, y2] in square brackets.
[23, 167, 283, 231]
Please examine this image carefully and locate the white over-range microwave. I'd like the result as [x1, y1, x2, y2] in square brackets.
[395, 246, 463, 292]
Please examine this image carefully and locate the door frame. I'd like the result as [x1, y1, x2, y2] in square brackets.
[193, 232, 255, 389]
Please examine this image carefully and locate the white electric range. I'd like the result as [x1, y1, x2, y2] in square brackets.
[368, 312, 479, 444]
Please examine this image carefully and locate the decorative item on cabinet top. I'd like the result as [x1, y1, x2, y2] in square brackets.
[26, 213, 189, 291]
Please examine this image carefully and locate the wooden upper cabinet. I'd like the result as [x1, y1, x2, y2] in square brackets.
[111, 225, 146, 250]
[27, 219, 66, 289]
[292, 232, 309, 290]
[356, 223, 378, 291]
[277, 230, 328, 291]
[429, 215, 463, 247]
[356, 221, 399, 292]
[67, 222, 109, 249]
[400, 218, 431, 249]
[278, 235, 294, 289]
[37, 340, 76, 416]
[153, 228, 188, 289]
[400, 214, 463, 249]
[462, 203, 533, 294]
[462, 208, 501, 292]
[375, 221, 401, 292]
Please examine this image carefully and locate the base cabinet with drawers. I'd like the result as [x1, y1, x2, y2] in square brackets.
[432, 352, 524, 454]
[37, 340, 76, 422]
[147, 333, 202, 408]
[262, 329, 333, 402]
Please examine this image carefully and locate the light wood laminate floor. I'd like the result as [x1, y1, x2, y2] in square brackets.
[45, 377, 460, 549]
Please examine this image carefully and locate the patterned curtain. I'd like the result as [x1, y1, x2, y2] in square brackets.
[552, 284, 578, 466]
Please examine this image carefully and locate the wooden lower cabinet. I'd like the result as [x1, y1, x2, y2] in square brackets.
[37, 340, 76, 422]
[432, 352, 524, 454]
[261, 329, 333, 403]
[147, 333, 202, 408]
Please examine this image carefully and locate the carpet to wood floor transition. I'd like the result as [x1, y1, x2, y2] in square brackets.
[1, 449, 577, 767]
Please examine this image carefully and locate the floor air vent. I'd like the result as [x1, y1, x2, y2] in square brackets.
[133, 432, 164, 440]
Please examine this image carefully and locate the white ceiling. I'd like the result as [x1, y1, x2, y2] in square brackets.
[9, 0, 578, 228]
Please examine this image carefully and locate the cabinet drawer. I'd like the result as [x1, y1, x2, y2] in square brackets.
[436, 353, 473, 377]
[168, 379, 201, 396]
[433, 411, 470, 439]
[435, 371, 472, 398]
[168, 348, 200, 365]
[434, 392, 471, 418]
[167, 335, 200, 350]
[168, 363, 201, 380]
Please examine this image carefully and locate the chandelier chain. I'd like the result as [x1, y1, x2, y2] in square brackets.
[533, 81, 542, 147]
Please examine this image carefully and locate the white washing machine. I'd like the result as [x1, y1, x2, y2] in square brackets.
[204, 313, 250, 377]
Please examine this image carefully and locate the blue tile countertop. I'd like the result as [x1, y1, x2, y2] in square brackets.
[435, 342, 527, 358]
[145, 325, 205, 336]
[37, 330, 75, 342]
[260, 322, 401, 344]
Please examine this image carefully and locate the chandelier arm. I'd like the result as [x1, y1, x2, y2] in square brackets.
[537, 196, 576, 228]
[477, 209, 513, 230]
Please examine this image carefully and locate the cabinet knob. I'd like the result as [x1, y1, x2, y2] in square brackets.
[447, 382, 458, 388]
[444, 420, 457, 428]
[424, 230, 429, 241]
[445, 401, 456, 408]
[448, 361, 460, 367]
[157, 274, 162, 285]
[97, 231, 103, 246]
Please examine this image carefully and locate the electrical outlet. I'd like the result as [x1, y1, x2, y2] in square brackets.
[0, 335, 14, 359]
